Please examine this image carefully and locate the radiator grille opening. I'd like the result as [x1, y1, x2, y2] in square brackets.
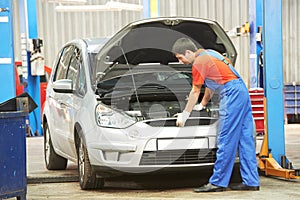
[140, 148, 217, 165]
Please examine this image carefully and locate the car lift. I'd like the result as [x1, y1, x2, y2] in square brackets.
[0, 1, 15, 102]
[259, 125, 300, 179]
[251, 0, 300, 180]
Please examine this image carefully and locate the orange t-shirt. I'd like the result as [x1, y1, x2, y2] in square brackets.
[192, 50, 238, 86]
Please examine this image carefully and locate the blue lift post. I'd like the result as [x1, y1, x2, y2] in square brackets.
[262, 0, 285, 164]
[0, 2, 27, 199]
[256, 0, 264, 88]
[258, 0, 300, 179]
[249, 0, 257, 88]
[19, 0, 42, 136]
[0, 0, 15, 103]
[249, 0, 263, 89]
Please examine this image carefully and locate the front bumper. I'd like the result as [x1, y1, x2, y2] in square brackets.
[86, 120, 222, 176]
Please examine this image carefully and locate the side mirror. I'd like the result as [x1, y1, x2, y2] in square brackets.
[53, 79, 73, 93]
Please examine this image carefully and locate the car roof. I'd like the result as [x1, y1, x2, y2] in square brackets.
[83, 38, 110, 54]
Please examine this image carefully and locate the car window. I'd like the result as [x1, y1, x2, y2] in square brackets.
[67, 47, 80, 89]
[77, 62, 86, 96]
[68, 48, 86, 96]
[98, 69, 192, 92]
[53, 45, 74, 81]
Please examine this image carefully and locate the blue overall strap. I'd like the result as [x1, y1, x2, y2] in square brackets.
[198, 50, 241, 78]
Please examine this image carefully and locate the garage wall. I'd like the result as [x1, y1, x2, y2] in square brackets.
[12, 0, 143, 68]
[36, 0, 143, 68]
[159, 0, 250, 86]
[163, 0, 300, 85]
[282, 0, 300, 84]
[12, 0, 299, 86]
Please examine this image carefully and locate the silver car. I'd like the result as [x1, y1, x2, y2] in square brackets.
[43, 17, 238, 189]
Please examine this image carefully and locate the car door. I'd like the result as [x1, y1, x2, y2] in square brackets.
[49, 45, 74, 156]
[60, 46, 85, 158]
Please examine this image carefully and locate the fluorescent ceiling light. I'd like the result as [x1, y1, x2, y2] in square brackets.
[55, 1, 143, 12]
[106, 1, 143, 11]
[55, 5, 121, 12]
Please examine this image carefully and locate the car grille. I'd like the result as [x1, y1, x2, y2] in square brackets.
[145, 118, 218, 127]
[139, 148, 217, 165]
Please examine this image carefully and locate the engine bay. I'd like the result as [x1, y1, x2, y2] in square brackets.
[96, 64, 219, 125]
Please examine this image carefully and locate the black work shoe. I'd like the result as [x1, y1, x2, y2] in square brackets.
[193, 183, 226, 193]
[230, 183, 260, 191]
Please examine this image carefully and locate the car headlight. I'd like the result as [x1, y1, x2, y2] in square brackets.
[95, 104, 136, 128]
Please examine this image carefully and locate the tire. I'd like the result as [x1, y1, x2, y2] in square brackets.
[44, 122, 68, 170]
[78, 137, 104, 190]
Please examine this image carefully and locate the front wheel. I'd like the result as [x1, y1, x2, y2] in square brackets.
[78, 137, 104, 190]
[44, 122, 67, 170]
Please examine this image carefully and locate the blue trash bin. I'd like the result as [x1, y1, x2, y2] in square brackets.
[0, 111, 28, 200]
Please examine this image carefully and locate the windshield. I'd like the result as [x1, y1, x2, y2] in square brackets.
[85, 38, 110, 76]
[96, 63, 192, 96]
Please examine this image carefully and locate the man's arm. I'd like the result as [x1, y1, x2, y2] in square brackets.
[184, 84, 202, 112]
[200, 87, 214, 106]
[176, 84, 201, 127]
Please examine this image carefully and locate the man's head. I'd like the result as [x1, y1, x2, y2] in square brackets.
[172, 37, 201, 64]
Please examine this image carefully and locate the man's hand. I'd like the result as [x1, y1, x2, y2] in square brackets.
[193, 103, 205, 111]
[176, 110, 190, 127]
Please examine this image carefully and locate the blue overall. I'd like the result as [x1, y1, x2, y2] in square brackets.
[197, 50, 260, 187]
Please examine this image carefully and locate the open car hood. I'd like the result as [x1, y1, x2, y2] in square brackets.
[92, 18, 234, 122]
[94, 17, 237, 84]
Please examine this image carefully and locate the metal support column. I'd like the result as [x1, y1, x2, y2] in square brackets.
[19, 0, 42, 136]
[256, 0, 264, 88]
[263, 0, 285, 165]
[0, 0, 15, 103]
[249, 0, 257, 88]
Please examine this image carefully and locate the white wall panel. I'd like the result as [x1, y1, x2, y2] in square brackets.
[12, 0, 143, 68]
[282, 0, 300, 84]
[160, 0, 251, 86]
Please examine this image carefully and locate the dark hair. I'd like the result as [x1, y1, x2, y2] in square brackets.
[171, 37, 201, 54]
